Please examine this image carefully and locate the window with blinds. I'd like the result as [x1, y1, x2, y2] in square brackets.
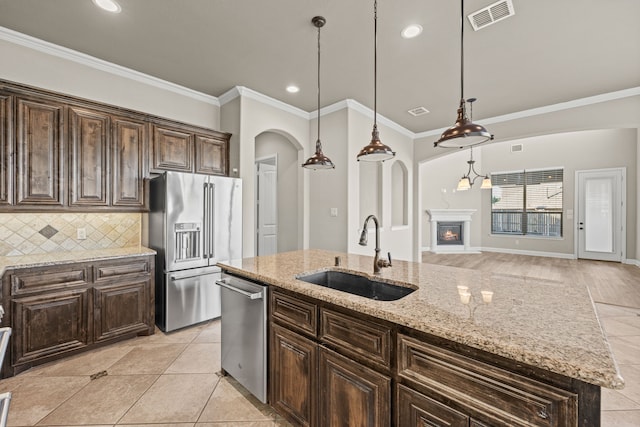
[491, 168, 563, 237]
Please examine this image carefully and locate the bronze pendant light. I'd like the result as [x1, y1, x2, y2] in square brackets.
[357, 0, 395, 162]
[434, 0, 493, 149]
[302, 16, 335, 170]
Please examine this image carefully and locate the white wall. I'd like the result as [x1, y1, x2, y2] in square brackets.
[420, 149, 485, 251]
[0, 37, 219, 129]
[255, 131, 300, 253]
[225, 93, 309, 258]
[308, 109, 349, 253]
[418, 129, 638, 259]
[346, 110, 415, 262]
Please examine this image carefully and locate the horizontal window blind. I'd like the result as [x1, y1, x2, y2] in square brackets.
[491, 168, 563, 237]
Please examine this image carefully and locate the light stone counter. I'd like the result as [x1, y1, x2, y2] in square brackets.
[0, 246, 156, 277]
[218, 249, 624, 390]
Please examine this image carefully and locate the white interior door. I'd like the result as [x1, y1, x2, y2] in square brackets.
[256, 158, 277, 256]
[577, 168, 625, 261]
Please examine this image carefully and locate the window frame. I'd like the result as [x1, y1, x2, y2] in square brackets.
[490, 167, 564, 238]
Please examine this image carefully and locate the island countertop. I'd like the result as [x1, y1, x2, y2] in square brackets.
[218, 249, 624, 390]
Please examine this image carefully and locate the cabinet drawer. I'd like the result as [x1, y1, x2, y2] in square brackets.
[271, 290, 318, 337]
[93, 258, 151, 283]
[397, 334, 578, 427]
[320, 308, 391, 369]
[10, 265, 90, 295]
[397, 384, 469, 427]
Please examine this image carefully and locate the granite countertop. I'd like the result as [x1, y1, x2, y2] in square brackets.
[218, 249, 624, 390]
[0, 246, 156, 277]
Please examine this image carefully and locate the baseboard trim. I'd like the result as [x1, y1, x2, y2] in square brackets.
[623, 259, 640, 267]
[481, 247, 576, 260]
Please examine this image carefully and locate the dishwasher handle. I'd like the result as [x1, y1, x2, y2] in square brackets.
[215, 279, 263, 300]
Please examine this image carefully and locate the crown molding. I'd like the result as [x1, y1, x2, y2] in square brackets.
[220, 86, 309, 120]
[415, 86, 640, 139]
[0, 25, 220, 106]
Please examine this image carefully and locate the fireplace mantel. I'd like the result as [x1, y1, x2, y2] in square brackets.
[426, 209, 479, 254]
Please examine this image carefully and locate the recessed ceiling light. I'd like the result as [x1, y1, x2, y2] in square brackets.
[286, 85, 300, 93]
[92, 0, 121, 13]
[401, 24, 423, 39]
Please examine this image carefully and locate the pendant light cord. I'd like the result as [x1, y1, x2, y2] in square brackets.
[373, 0, 378, 128]
[317, 22, 322, 144]
[460, 0, 464, 101]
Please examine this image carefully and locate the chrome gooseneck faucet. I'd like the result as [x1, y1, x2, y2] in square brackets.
[359, 214, 392, 274]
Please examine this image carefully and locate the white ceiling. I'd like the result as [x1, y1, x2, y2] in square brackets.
[0, 0, 638, 134]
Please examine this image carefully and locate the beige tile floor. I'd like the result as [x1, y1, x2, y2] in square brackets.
[0, 303, 637, 426]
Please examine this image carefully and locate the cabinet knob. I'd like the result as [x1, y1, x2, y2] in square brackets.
[537, 408, 549, 419]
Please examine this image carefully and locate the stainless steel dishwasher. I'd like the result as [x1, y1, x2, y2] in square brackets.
[216, 272, 268, 403]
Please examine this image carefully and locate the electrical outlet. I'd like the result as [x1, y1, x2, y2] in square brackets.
[77, 228, 87, 240]
[330, 208, 338, 217]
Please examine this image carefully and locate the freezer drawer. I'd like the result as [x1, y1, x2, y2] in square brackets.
[218, 273, 268, 403]
[158, 267, 221, 332]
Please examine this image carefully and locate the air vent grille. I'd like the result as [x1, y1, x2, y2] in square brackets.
[468, 0, 515, 31]
[407, 106, 430, 117]
[511, 143, 523, 153]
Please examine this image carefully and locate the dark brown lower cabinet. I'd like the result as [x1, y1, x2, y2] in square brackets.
[268, 288, 598, 427]
[319, 347, 390, 427]
[270, 323, 317, 427]
[397, 384, 469, 427]
[1, 255, 154, 377]
[12, 289, 90, 366]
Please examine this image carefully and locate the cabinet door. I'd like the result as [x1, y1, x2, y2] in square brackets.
[69, 107, 110, 206]
[270, 323, 317, 427]
[319, 346, 390, 427]
[16, 97, 65, 206]
[94, 279, 150, 342]
[12, 289, 89, 366]
[397, 384, 469, 427]
[112, 116, 147, 208]
[151, 124, 193, 173]
[0, 93, 12, 206]
[195, 133, 228, 176]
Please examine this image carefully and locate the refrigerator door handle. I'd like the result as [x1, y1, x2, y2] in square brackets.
[203, 182, 209, 259]
[209, 182, 216, 259]
[215, 280, 263, 300]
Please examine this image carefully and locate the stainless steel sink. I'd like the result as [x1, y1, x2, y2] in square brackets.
[296, 270, 415, 301]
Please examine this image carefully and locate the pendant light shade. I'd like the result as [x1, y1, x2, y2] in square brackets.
[357, 0, 395, 162]
[302, 16, 335, 170]
[434, 0, 493, 149]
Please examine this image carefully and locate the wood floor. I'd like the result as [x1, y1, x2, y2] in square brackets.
[421, 251, 640, 308]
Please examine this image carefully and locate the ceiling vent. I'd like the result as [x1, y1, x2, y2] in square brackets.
[407, 106, 430, 117]
[511, 143, 523, 153]
[468, 0, 515, 31]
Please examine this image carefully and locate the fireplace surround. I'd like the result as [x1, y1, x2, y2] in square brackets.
[426, 209, 478, 253]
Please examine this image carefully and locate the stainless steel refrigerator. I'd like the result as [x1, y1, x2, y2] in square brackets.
[149, 171, 242, 332]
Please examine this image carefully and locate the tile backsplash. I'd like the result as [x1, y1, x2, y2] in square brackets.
[0, 213, 141, 256]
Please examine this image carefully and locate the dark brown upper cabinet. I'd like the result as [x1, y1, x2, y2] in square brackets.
[16, 97, 65, 207]
[0, 79, 230, 212]
[150, 123, 194, 173]
[149, 119, 230, 176]
[69, 107, 110, 207]
[0, 92, 12, 206]
[195, 133, 228, 176]
[112, 116, 147, 209]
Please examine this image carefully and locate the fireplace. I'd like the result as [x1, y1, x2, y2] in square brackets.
[426, 209, 479, 254]
[437, 222, 464, 245]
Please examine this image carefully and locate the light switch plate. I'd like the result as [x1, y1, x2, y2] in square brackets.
[330, 208, 338, 217]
